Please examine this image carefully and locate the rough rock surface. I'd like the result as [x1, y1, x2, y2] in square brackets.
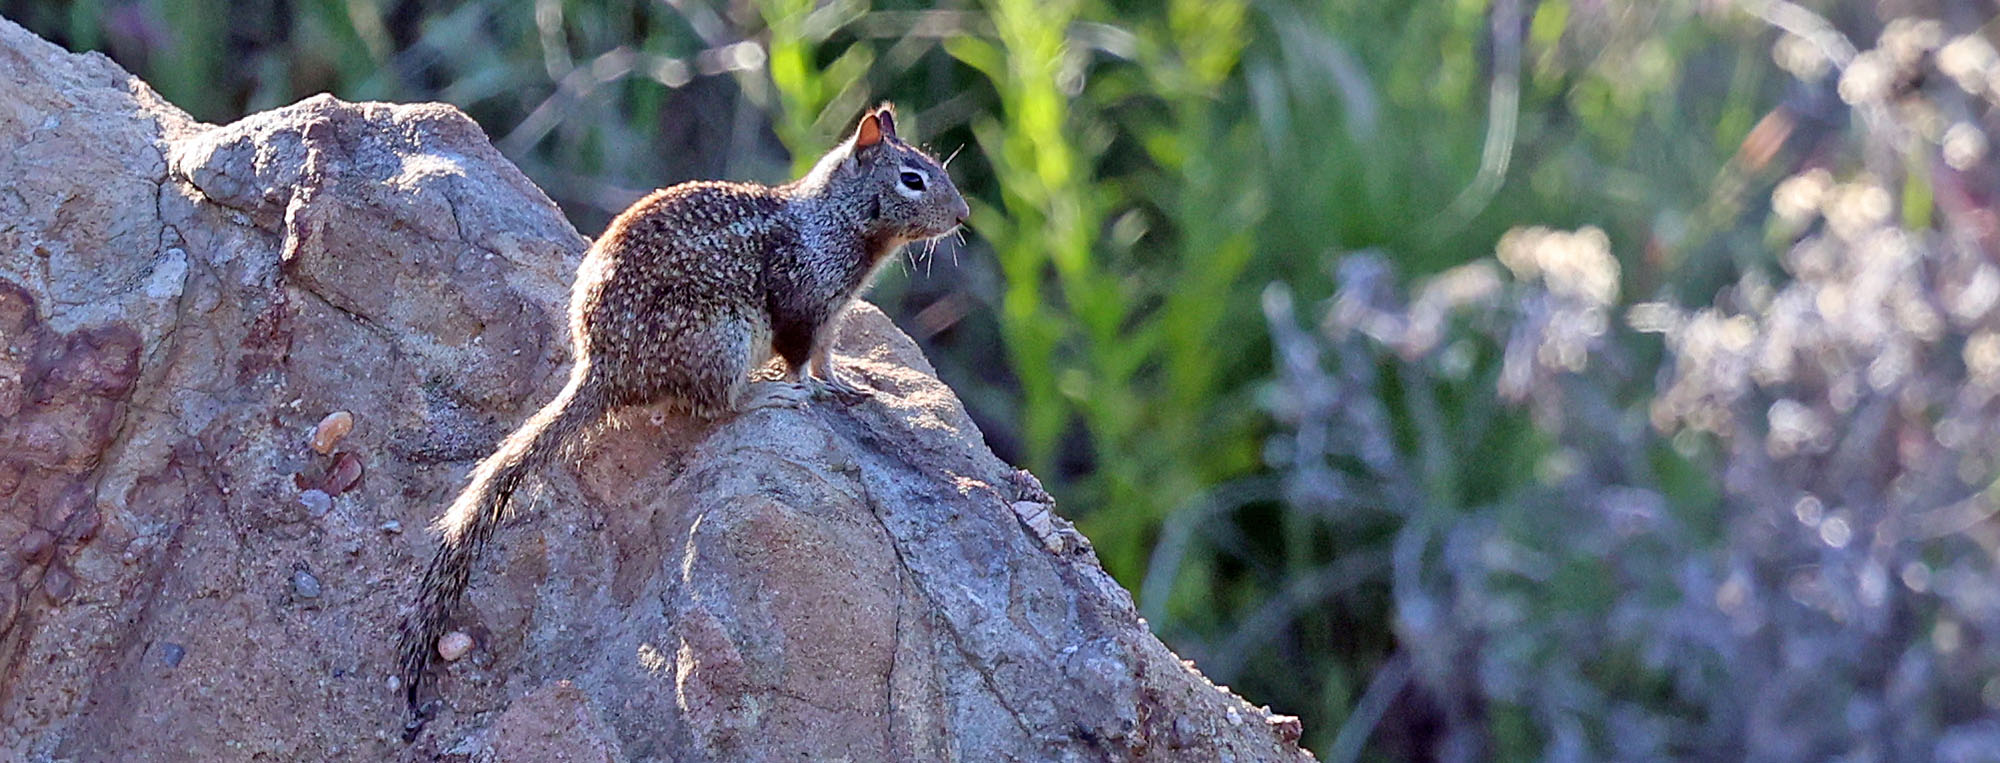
[0, 17, 1313, 763]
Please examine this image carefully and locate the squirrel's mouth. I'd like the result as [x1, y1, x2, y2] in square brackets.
[917, 221, 965, 241]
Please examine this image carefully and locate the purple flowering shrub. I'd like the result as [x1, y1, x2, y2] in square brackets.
[1242, 15, 2000, 760]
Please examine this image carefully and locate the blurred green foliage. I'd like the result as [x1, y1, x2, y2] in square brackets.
[11, 0, 1979, 756]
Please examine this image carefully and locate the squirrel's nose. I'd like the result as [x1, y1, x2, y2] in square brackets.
[952, 199, 971, 225]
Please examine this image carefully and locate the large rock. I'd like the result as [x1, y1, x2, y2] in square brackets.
[0, 16, 1311, 762]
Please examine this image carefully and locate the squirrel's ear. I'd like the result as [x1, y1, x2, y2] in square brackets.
[873, 103, 898, 140]
[854, 112, 885, 151]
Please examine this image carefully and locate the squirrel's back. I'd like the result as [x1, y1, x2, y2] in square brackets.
[592, 181, 792, 275]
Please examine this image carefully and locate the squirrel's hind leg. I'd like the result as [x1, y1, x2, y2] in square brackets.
[742, 381, 810, 411]
[698, 314, 806, 414]
[649, 312, 785, 418]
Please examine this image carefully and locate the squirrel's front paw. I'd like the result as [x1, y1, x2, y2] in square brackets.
[808, 374, 873, 405]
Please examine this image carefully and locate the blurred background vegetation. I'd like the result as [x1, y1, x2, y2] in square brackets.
[10, 0, 2000, 757]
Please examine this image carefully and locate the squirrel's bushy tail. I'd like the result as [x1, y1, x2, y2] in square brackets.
[398, 367, 605, 712]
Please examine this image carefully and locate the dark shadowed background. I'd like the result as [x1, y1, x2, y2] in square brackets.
[8, 0, 2000, 758]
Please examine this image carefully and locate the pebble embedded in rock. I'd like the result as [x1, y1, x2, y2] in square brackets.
[298, 489, 332, 517]
[158, 642, 186, 668]
[310, 411, 354, 454]
[16, 528, 53, 564]
[438, 631, 473, 661]
[326, 452, 365, 496]
[291, 568, 322, 599]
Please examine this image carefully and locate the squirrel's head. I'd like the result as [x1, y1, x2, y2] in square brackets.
[812, 104, 970, 245]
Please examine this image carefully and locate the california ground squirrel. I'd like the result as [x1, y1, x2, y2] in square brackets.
[397, 104, 969, 719]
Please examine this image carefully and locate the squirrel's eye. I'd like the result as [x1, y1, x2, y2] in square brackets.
[899, 171, 926, 191]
